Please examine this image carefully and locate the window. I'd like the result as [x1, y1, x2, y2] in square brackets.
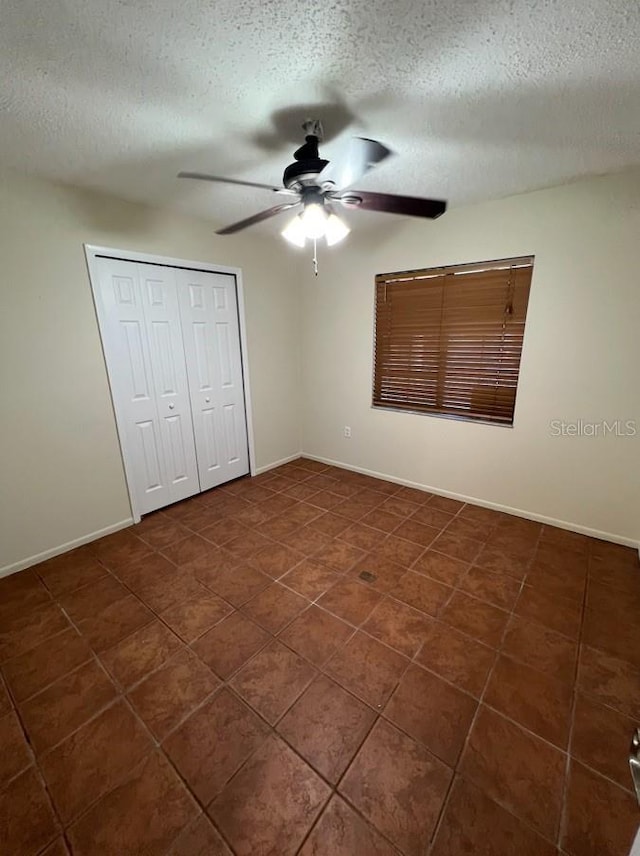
[373, 256, 533, 425]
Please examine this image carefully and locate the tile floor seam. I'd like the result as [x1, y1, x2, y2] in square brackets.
[557, 563, 599, 853]
[59, 744, 191, 853]
[452, 523, 573, 852]
[7, 601, 125, 755]
[407, 646, 489, 700]
[154, 733, 239, 855]
[230, 654, 319, 729]
[285, 611, 356, 658]
[42, 705, 157, 831]
[320, 642, 411, 715]
[22, 679, 121, 761]
[178, 675, 378, 852]
[35, 658, 225, 848]
[422, 768, 458, 856]
[306, 727, 411, 856]
[453, 709, 562, 853]
[4, 602, 172, 843]
[0, 709, 36, 789]
[292, 785, 402, 856]
[442, 524, 565, 849]
[1, 635, 94, 707]
[98, 564, 238, 647]
[132, 679, 223, 745]
[193, 634, 273, 685]
[336, 713, 456, 856]
[138, 530, 192, 552]
[31, 764, 64, 854]
[100, 633, 182, 695]
[275, 709, 381, 803]
[1, 687, 68, 846]
[435, 584, 515, 619]
[288, 789, 333, 856]
[573, 657, 640, 722]
[494, 629, 579, 686]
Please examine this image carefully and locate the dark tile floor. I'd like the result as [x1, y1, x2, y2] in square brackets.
[1, 458, 639, 855]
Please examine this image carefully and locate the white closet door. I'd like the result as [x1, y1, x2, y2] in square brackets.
[176, 270, 250, 490]
[136, 263, 200, 503]
[93, 258, 200, 514]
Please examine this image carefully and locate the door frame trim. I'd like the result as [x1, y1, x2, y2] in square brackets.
[84, 244, 257, 523]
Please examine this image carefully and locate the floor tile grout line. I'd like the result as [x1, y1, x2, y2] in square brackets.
[0, 625, 97, 706]
[28, 763, 66, 854]
[429, 524, 570, 852]
[557, 568, 590, 850]
[122, 691, 242, 856]
[64, 694, 220, 854]
[48, 694, 162, 835]
[3, 599, 133, 845]
[235, 670, 402, 855]
[21, 634, 126, 761]
[161, 657, 383, 855]
[423, 766, 457, 856]
[443, 680, 565, 851]
[32, 631, 242, 849]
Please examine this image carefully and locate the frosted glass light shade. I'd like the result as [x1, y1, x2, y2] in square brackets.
[324, 213, 350, 245]
[281, 215, 306, 247]
[299, 203, 327, 239]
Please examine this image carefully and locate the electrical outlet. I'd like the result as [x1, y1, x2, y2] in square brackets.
[344, 426, 352, 438]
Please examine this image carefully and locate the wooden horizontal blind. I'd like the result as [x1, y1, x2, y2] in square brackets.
[373, 257, 533, 425]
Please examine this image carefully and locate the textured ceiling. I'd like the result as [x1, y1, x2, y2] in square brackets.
[2, 0, 640, 233]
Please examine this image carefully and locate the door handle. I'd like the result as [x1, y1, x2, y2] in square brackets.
[168, 403, 175, 410]
[630, 728, 640, 807]
[205, 397, 211, 403]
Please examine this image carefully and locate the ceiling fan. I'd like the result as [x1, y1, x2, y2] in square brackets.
[178, 120, 447, 249]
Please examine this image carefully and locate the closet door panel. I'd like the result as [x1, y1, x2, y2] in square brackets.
[137, 264, 200, 503]
[177, 271, 249, 490]
[93, 259, 171, 514]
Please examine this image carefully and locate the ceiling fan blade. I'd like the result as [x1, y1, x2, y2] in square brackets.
[333, 190, 446, 219]
[215, 202, 300, 235]
[177, 171, 297, 195]
[317, 137, 391, 191]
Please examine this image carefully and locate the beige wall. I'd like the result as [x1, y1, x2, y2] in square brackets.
[0, 170, 302, 572]
[301, 172, 640, 544]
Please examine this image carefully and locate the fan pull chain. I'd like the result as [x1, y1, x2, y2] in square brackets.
[312, 238, 318, 276]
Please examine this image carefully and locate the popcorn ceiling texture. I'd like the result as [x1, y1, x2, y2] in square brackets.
[2, 0, 640, 230]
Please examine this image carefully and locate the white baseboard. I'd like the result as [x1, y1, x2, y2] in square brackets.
[0, 518, 135, 579]
[302, 452, 640, 550]
[254, 452, 302, 476]
[5, 451, 636, 578]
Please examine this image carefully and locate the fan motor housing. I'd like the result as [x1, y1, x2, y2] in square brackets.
[283, 158, 328, 190]
[282, 133, 328, 191]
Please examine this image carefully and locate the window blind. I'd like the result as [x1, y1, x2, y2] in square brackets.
[373, 256, 533, 425]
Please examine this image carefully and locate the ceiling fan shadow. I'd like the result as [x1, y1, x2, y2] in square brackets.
[251, 101, 357, 151]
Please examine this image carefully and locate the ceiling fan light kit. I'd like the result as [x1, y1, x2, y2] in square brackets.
[178, 119, 447, 268]
[281, 190, 351, 248]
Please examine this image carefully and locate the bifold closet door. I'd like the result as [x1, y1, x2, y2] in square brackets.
[92, 258, 200, 514]
[176, 269, 250, 490]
